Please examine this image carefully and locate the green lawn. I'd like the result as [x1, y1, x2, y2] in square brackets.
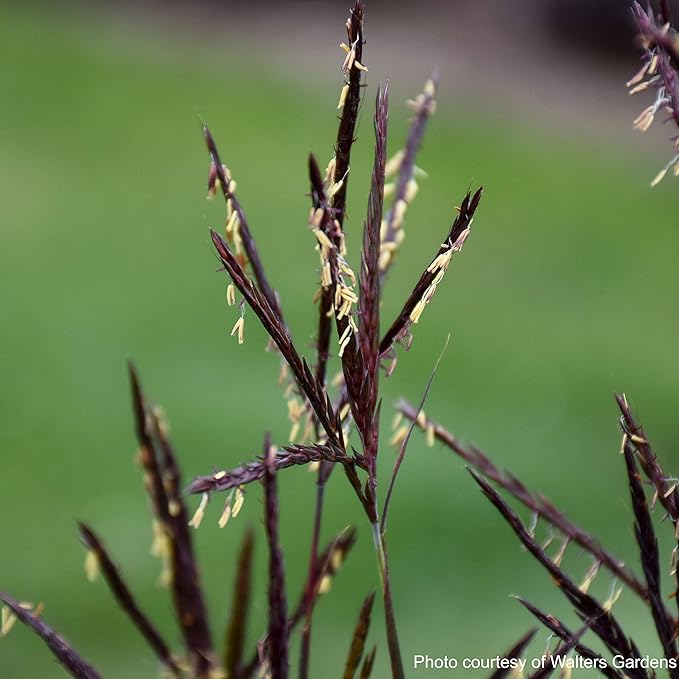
[2, 3, 679, 677]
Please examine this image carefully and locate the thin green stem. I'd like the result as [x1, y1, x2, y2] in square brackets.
[371, 522, 404, 679]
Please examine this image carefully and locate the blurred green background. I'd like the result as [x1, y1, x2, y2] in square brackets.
[2, 1, 679, 677]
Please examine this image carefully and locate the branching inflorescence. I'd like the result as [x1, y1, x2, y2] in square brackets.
[6, 2, 679, 679]
[628, 1, 679, 185]
[190, 2, 482, 676]
[2, 2, 482, 677]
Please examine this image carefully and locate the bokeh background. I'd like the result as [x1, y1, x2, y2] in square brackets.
[2, 0, 679, 676]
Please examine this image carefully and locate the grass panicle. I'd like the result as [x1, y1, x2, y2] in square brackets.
[77, 523, 180, 676]
[13, 1, 679, 678]
[469, 468, 645, 675]
[129, 364, 213, 676]
[379, 187, 482, 361]
[398, 399, 649, 602]
[629, 2, 679, 185]
[623, 438, 679, 673]
[0, 593, 102, 679]
[342, 592, 376, 679]
[379, 73, 437, 280]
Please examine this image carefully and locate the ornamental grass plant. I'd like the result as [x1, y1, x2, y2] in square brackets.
[3, 2, 679, 678]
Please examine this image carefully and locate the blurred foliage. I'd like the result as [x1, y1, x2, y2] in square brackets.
[1, 2, 679, 677]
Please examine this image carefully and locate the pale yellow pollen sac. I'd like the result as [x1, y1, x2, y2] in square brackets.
[324, 156, 337, 185]
[339, 42, 350, 53]
[338, 324, 353, 349]
[391, 412, 404, 431]
[338, 333, 352, 358]
[189, 492, 209, 529]
[354, 60, 368, 72]
[308, 460, 321, 473]
[218, 503, 232, 529]
[424, 78, 436, 97]
[338, 230, 347, 256]
[337, 83, 350, 109]
[392, 199, 408, 230]
[452, 226, 471, 251]
[331, 371, 344, 388]
[385, 149, 405, 178]
[168, 499, 182, 517]
[383, 182, 395, 198]
[225, 210, 239, 235]
[310, 207, 324, 228]
[426, 423, 436, 448]
[339, 402, 351, 422]
[628, 79, 653, 95]
[336, 297, 353, 321]
[1, 606, 18, 637]
[409, 298, 427, 325]
[415, 410, 427, 428]
[378, 251, 391, 272]
[314, 228, 334, 252]
[327, 178, 344, 199]
[318, 574, 333, 594]
[342, 48, 356, 74]
[634, 107, 655, 133]
[321, 261, 332, 288]
[341, 37, 359, 73]
[340, 286, 358, 304]
[651, 166, 669, 188]
[232, 487, 245, 517]
[379, 219, 389, 241]
[84, 549, 100, 583]
[626, 62, 649, 88]
[331, 546, 345, 570]
[230, 316, 245, 345]
[426, 247, 453, 274]
[226, 284, 236, 306]
[648, 53, 659, 75]
[214, 470, 227, 480]
[390, 425, 409, 448]
[227, 179, 237, 195]
[405, 178, 419, 203]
